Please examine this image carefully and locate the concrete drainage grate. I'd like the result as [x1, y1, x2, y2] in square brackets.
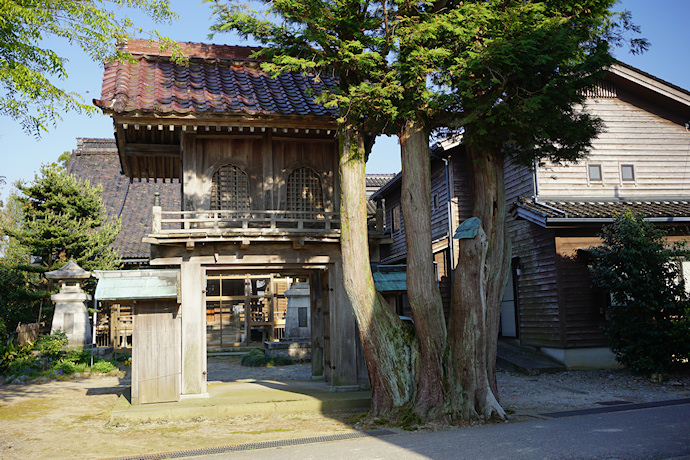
[105, 429, 396, 460]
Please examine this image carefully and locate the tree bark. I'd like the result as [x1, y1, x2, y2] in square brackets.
[447, 144, 510, 421]
[399, 119, 448, 421]
[339, 122, 418, 417]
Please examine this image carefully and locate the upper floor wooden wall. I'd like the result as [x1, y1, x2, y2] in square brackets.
[535, 84, 690, 199]
[181, 132, 338, 213]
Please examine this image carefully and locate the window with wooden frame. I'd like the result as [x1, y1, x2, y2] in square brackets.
[588, 164, 603, 183]
[211, 164, 250, 210]
[392, 205, 401, 234]
[287, 166, 324, 213]
[621, 164, 635, 182]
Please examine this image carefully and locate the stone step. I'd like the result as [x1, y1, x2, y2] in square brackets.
[497, 339, 564, 375]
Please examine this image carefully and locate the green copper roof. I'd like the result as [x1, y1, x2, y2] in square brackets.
[372, 265, 407, 292]
[94, 269, 179, 301]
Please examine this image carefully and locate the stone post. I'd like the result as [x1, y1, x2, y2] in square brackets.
[45, 260, 93, 347]
[284, 282, 311, 340]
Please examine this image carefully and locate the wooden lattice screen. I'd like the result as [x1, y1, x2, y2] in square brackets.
[287, 167, 323, 212]
[211, 164, 250, 210]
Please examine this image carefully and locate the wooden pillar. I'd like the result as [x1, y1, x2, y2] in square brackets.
[310, 270, 324, 378]
[328, 261, 359, 388]
[180, 260, 207, 398]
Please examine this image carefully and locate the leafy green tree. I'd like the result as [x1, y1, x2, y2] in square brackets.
[589, 211, 690, 373]
[0, 263, 49, 337]
[210, 0, 423, 419]
[6, 164, 121, 272]
[1, 0, 178, 136]
[0, 192, 46, 336]
[210, 0, 646, 422]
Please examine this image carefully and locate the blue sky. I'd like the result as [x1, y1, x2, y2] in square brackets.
[1, 0, 689, 200]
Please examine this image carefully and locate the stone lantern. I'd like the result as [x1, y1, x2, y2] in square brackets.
[45, 260, 93, 347]
[284, 282, 311, 340]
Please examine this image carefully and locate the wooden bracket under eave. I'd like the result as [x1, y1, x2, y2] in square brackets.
[292, 238, 305, 249]
[240, 239, 251, 249]
[186, 241, 195, 251]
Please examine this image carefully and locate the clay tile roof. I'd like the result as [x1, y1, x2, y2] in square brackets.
[514, 196, 690, 226]
[366, 174, 397, 188]
[94, 39, 339, 118]
[66, 138, 180, 263]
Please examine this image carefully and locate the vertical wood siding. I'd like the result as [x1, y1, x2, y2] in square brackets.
[182, 133, 337, 212]
[381, 182, 407, 263]
[507, 218, 562, 347]
[504, 157, 563, 346]
[430, 159, 450, 241]
[451, 151, 473, 224]
[132, 300, 181, 405]
[555, 237, 608, 348]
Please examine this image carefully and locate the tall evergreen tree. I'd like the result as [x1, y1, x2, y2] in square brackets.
[7, 164, 121, 272]
[209, 0, 646, 422]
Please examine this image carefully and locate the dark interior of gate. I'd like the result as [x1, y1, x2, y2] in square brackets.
[205, 270, 330, 383]
[205, 273, 294, 347]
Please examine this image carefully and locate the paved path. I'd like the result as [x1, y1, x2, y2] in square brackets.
[175, 401, 690, 460]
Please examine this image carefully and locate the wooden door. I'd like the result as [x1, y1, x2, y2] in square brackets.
[132, 301, 181, 405]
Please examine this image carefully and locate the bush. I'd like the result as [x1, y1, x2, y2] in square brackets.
[1, 330, 96, 379]
[589, 211, 690, 373]
[65, 347, 91, 365]
[240, 348, 293, 367]
[91, 360, 116, 374]
[35, 329, 68, 360]
[53, 361, 78, 375]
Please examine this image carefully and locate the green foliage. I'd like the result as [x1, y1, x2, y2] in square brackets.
[35, 328, 68, 359]
[240, 348, 293, 367]
[0, 262, 48, 333]
[91, 360, 116, 374]
[0, 0, 178, 136]
[7, 163, 121, 273]
[0, 329, 114, 379]
[210, 0, 647, 162]
[0, 340, 35, 375]
[589, 211, 690, 373]
[429, 1, 647, 166]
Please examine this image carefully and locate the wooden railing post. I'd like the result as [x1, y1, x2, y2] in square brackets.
[152, 192, 162, 234]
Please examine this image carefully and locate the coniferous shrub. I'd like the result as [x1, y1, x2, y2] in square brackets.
[589, 211, 690, 373]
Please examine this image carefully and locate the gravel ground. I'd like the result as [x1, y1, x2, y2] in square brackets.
[206, 354, 690, 416]
[207, 355, 313, 382]
[497, 367, 690, 416]
[1, 355, 688, 458]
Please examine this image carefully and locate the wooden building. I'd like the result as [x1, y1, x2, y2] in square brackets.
[370, 137, 471, 318]
[66, 138, 181, 351]
[94, 40, 370, 401]
[371, 63, 690, 368]
[507, 63, 690, 367]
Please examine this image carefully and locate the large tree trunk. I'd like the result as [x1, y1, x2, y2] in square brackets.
[399, 119, 448, 421]
[447, 144, 510, 421]
[339, 122, 418, 417]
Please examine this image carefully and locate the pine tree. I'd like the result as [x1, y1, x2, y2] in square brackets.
[7, 164, 121, 272]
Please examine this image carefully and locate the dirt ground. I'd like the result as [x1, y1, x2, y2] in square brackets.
[1, 356, 688, 459]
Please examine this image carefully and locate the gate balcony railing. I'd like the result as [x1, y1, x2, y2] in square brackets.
[151, 204, 340, 237]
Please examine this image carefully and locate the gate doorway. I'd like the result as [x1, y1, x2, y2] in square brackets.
[205, 273, 304, 348]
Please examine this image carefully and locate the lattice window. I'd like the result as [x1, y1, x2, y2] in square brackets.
[287, 167, 323, 212]
[211, 164, 250, 210]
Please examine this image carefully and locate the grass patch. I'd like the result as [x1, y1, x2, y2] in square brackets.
[240, 349, 293, 367]
[0, 399, 52, 420]
[91, 360, 117, 374]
